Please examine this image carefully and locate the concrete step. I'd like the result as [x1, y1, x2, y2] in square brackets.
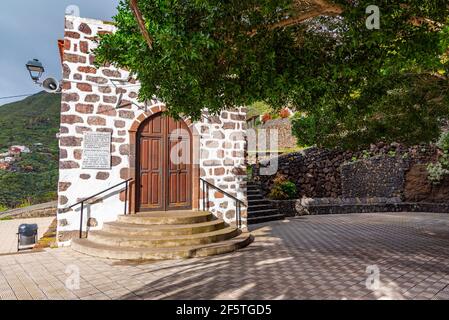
[71, 233, 254, 260]
[248, 209, 281, 217]
[246, 183, 260, 187]
[248, 195, 264, 201]
[88, 227, 239, 248]
[118, 211, 212, 225]
[247, 199, 271, 205]
[103, 219, 226, 236]
[248, 204, 274, 211]
[248, 214, 285, 225]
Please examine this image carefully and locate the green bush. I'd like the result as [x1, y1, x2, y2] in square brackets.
[427, 162, 449, 185]
[426, 131, 449, 184]
[0, 204, 8, 212]
[268, 174, 298, 200]
[281, 181, 297, 199]
[247, 166, 253, 180]
[437, 132, 449, 151]
[291, 113, 317, 148]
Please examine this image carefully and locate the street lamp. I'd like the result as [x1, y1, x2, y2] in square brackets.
[25, 59, 45, 83]
[25, 59, 60, 93]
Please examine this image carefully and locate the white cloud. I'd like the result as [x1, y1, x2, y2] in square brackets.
[0, 0, 119, 105]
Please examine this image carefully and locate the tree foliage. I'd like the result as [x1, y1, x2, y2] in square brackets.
[96, 0, 449, 148]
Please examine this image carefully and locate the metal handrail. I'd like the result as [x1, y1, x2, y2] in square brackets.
[200, 178, 246, 229]
[62, 178, 133, 239]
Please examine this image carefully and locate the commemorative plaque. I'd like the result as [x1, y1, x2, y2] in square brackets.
[81, 132, 111, 169]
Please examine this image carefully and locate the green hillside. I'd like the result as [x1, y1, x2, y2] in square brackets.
[0, 92, 61, 210]
[0, 91, 61, 153]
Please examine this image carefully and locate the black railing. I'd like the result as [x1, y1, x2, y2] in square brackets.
[200, 178, 246, 229]
[63, 178, 133, 239]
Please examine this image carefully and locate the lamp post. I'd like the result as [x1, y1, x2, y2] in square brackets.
[25, 59, 45, 83]
[25, 59, 60, 93]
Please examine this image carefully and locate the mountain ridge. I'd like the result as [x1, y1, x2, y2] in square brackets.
[0, 91, 61, 210]
[0, 91, 61, 152]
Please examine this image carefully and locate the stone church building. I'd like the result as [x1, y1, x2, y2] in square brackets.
[56, 16, 251, 259]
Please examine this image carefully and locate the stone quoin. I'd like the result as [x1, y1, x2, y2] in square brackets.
[57, 16, 248, 246]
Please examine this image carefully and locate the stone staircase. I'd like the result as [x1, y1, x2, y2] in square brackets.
[71, 210, 253, 260]
[247, 182, 285, 224]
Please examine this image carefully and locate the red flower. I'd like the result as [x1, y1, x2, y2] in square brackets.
[261, 113, 272, 123]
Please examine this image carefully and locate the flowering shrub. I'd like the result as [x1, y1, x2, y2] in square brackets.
[268, 174, 298, 200]
[427, 161, 449, 184]
[279, 108, 291, 118]
[437, 132, 449, 151]
[427, 131, 449, 184]
[261, 113, 272, 123]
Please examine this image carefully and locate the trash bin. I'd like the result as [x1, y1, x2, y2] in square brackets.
[17, 224, 38, 251]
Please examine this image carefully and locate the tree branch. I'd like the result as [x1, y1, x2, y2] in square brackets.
[268, 7, 342, 30]
[251, 0, 343, 36]
[129, 0, 153, 50]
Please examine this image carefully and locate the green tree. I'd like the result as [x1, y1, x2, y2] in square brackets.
[96, 0, 449, 148]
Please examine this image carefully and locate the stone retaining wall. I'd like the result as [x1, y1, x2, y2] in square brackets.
[254, 143, 437, 200]
[270, 198, 449, 216]
[341, 156, 409, 198]
[0, 201, 57, 219]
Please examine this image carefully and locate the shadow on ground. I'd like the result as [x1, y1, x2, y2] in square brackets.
[117, 213, 449, 300]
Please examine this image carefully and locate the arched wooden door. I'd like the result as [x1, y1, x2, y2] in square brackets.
[137, 113, 192, 212]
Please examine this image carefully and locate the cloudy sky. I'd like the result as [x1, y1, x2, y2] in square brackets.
[0, 0, 119, 106]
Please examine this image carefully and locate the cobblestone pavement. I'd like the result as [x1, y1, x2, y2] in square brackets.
[0, 217, 55, 254]
[2, 212, 449, 300]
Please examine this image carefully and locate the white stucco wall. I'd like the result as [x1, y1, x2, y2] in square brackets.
[57, 16, 247, 244]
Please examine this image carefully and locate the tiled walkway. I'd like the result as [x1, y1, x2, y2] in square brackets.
[0, 217, 54, 254]
[2, 212, 449, 300]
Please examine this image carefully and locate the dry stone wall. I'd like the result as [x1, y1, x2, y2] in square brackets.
[57, 16, 247, 243]
[254, 143, 437, 200]
[341, 157, 409, 198]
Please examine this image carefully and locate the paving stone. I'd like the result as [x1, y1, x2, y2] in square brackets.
[1, 212, 449, 299]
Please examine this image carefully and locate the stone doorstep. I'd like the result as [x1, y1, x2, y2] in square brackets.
[71, 233, 253, 260]
[103, 219, 226, 236]
[68, 210, 253, 261]
[88, 226, 240, 248]
[117, 210, 212, 225]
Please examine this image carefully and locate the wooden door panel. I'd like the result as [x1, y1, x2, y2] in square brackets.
[152, 115, 162, 134]
[139, 135, 163, 210]
[167, 136, 191, 209]
[140, 139, 149, 170]
[140, 173, 149, 205]
[179, 172, 187, 203]
[151, 139, 160, 170]
[150, 172, 160, 206]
